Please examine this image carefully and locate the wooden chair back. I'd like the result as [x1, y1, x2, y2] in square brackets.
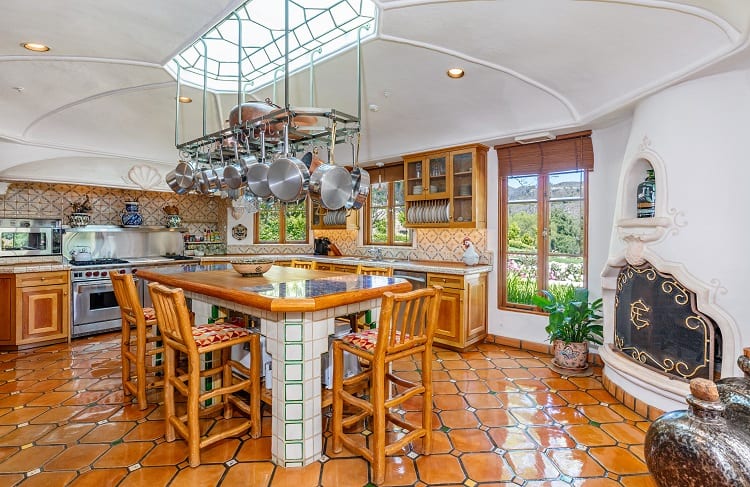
[373, 285, 442, 361]
[291, 259, 316, 270]
[355, 264, 393, 277]
[109, 271, 144, 326]
[147, 282, 197, 356]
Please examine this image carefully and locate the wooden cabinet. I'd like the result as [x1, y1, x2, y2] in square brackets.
[404, 143, 487, 228]
[427, 272, 487, 350]
[0, 270, 70, 350]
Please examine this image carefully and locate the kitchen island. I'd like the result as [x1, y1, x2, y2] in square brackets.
[135, 263, 411, 468]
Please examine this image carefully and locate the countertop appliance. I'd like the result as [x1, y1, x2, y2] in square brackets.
[314, 237, 330, 255]
[0, 218, 62, 257]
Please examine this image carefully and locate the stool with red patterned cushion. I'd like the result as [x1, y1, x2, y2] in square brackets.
[110, 272, 164, 411]
[332, 286, 443, 484]
[148, 282, 262, 468]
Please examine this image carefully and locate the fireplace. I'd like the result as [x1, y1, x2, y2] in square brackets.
[614, 262, 722, 382]
[599, 134, 741, 412]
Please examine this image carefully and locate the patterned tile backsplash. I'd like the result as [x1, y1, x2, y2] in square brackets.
[229, 227, 490, 264]
[0, 182, 223, 236]
[1, 182, 488, 264]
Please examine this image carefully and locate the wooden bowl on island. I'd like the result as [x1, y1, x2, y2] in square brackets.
[230, 258, 274, 277]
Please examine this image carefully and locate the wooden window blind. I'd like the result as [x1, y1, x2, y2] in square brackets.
[494, 131, 594, 177]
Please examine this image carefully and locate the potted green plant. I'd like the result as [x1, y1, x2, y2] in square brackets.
[532, 287, 603, 370]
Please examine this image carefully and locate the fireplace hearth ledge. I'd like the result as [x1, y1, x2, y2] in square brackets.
[600, 342, 689, 412]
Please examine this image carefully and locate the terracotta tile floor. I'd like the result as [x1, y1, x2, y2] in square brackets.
[0, 333, 657, 486]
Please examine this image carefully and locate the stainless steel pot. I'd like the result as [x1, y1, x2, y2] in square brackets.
[245, 129, 272, 198]
[267, 124, 310, 202]
[346, 133, 370, 210]
[222, 165, 244, 190]
[166, 159, 195, 194]
[309, 122, 351, 210]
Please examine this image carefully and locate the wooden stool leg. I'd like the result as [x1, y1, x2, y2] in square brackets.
[121, 326, 132, 397]
[187, 353, 202, 468]
[371, 359, 387, 485]
[331, 342, 344, 453]
[222, 348, 233, 419]
[249, 337, 261, 438]
[135, 327, 147, 410]
[421, 348, 432, 454]
[163, 345, 176, 442]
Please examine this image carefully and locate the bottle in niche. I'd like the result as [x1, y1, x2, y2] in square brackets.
[637, 169, 655, 218]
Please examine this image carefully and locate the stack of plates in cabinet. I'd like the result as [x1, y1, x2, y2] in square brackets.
[407, 200, 450, 224]
[323, 209, 347, 225]
[458, 184, 471, 196]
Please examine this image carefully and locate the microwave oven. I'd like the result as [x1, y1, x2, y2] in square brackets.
[0, 218, 62, 257]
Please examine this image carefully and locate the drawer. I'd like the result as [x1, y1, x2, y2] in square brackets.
[427, 273, 464, 289]
[15, 271, 69, 288]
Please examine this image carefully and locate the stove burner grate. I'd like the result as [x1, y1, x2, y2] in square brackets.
[69, 258, 129, 266]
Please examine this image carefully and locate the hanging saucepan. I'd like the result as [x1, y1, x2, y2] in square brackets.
[213, 139, 244, 191]
[267, 123, 310, 202]
[246, 128, 272, 199]
[236, 136, 257, 173]
[198, 146, 219, 193]
[309, 122, 351, 210]
[166, 153, 195, 194]
[346, 132, 371, 210]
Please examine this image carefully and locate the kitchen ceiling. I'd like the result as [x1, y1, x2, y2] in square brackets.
[1, 0, 749, 189]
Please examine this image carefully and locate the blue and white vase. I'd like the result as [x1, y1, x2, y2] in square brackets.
[121, 201, 143, 226]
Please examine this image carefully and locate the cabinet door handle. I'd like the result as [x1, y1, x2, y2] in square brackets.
[41, 277, 46, 281]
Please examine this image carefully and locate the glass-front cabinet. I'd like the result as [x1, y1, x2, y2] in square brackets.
[403, 144, 487, 228]
[405, 154, 450, 200]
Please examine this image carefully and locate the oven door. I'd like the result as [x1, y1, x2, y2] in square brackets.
[72, 277, 144, 337]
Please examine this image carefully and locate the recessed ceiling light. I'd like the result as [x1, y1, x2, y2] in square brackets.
[447, 68, 464, 79]
[178, 96, 193, 103]
[22, 42, 50, 52]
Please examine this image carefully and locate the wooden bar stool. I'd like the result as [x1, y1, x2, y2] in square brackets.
[331, 285, 442, 484]
[148, 282, 262, 467]
[109, 271, 164, 410]
[350, 264, 394, 332]
[291, 259, 316, 270]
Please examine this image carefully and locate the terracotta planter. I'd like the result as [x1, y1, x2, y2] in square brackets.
[552, 340, 589, 370]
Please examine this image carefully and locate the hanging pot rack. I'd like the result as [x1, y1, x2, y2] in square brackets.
[170, 0, 368, 213]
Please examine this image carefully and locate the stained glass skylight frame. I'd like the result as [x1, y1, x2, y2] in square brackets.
[167, 0, 377, 94]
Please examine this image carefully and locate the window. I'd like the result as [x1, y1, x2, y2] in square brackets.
[495, 132, 593, 310]
[364, 164, 412, 246]
[255, 200, 308, 244]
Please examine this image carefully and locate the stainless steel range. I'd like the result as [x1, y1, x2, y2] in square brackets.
[70, 259, 140, 338]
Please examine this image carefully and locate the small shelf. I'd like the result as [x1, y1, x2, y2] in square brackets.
[63, 225, 188, 233]
[453, 170, 473, 176]
[617, 217, 671, 228]
[185, 241, 225, 245]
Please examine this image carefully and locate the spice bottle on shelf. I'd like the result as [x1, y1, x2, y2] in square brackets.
[637, 169, 655, 218]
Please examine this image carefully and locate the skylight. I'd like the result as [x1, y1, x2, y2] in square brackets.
[168, 0, 377, 94]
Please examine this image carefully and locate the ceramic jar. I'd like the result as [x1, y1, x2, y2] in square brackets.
[645, 376, 750, 486]
[165, 214, 182, 228]
[69, 213, 90, 227]
[121, 201, 143, 226]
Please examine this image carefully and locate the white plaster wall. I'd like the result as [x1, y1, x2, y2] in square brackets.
[486, 122, 629, 343]
[612, 68, 750, 358]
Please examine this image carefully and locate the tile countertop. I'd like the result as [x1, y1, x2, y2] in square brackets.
[200, 255, 493, 275]
[0, 258, 69, 274]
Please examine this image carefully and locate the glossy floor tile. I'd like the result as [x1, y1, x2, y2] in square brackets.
[0, 333, 657, 486]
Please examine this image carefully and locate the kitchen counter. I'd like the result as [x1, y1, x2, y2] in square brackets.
[200, 254, 492, 275]
[136, 263, 411, 312]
